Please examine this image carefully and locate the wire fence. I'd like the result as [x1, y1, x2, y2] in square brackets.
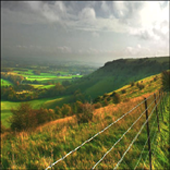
[45, 90, 167, 170]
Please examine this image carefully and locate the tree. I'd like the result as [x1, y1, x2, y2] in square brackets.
[10, 103, 37, 131]
[55, 106, 62, 118]
[76, 102, 94, 124]
[113, 93, 121, 104]
[61, 104, 72, 116]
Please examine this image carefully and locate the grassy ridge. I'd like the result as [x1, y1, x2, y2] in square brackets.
[70, 57, 169, 99]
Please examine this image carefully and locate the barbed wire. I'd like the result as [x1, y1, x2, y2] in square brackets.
[91, 94, 159, 169]
[45, 94, 153, 170]
[113, 96, 161, 170]
[142, 123, 159, 170]
[134, 115, 158, 170]
[134, 93, 162, 169]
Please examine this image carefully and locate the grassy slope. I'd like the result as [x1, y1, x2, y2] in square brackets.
[69, 57, 169, 99]
[152, 93, 169, 170]
[1, 72, 169, 169]
[0, 72, 162, 128]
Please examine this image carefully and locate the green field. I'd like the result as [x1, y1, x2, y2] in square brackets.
[1, 95, 70, 128]
[1, 79, 13, 86]
[12, 69, 82, 84]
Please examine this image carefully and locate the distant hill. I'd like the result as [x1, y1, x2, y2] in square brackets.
[68, 56, 169, 99]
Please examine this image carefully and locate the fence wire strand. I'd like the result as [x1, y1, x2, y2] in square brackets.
[45, 93, 162, 170]
[45, 95, 151, 170]
[113, 95, 161, 170]
[142, 124, 159, 170]
[92, 94, 159, 169]
[134, 93, 163, 169]
[134, 114, 157, 170]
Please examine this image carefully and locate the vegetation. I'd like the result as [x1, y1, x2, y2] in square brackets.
[1, 56, 169, 169]
[9, 103, 56, 132]
[67, 57, 169, 99]
[161, 70, 170, 91]
[76, 102, 94, 124]
[1, 88, 169, 169]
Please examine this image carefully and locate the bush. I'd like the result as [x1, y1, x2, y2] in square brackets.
[121, 89, 126, 94]
[93, 96, 102, 103]
[0, 121, 8, 134]
[104, 98, 109, 106]
[76, 102, 94, 124]
[113, 93, 121, 104]
[103, 93, 108, 98]
[136, 83, 145, 90]
[110, 91, 116, 97]
[55, 106, 62, 118]
[9, 103, 56, 132]
[153, 76, 158, 81]
[162, 71, 170, 91]
[93, 102, 102, 109]
[130, 81, 135, 87]
[61, 104, 72, 117]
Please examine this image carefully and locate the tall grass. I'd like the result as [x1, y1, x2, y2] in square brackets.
[2, 91, 169, 169]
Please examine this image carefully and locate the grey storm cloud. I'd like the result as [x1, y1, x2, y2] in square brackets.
[1, 1, 169, 64]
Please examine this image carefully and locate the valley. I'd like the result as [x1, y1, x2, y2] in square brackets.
[1, 56, 170, 170]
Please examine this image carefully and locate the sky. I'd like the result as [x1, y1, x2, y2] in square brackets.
[1, 1, 169, 65]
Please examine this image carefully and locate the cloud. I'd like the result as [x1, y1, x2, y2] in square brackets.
[79, 7, 96, 21]
[92, 32, 99, 37]
[57, 46, 72, 53]
[101, 1, 109, 12]
[126, 44, 151, 56]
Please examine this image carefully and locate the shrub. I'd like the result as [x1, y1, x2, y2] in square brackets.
[110, 91, 116, 97]
[76, 102, 94, 124]
[55, 106, 62, 118]
[10, 103, 36, 131]
[0, 121, 8, 134]
[162, 70, 170, 91]
[9, 103, 56, 132]
[130, 81, 135, 87]
[103, 93, 108, 98]
[104, 98, 109, 106]
[93, 96, 101, 103]
[113, 93, 121, 104]
[153, 76, 158, 81]
[61, 104, 72, 117]
[93, 102, 102, 109]
[136, 83, 145, 90]
[121, 89, 126, 94]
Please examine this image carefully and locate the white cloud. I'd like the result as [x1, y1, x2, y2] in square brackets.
[92, 32, 99, 37]
[112, 1, 129, 18]
[101, 1, 109, 12]
[57, 46, 72, 53]
[79, 7, 96, 21]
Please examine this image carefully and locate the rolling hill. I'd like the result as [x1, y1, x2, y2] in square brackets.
[68, 56, 169, 99]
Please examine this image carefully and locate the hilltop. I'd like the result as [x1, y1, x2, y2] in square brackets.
[68, 56, 169, 99]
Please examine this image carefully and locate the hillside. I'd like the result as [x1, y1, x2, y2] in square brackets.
[68, 56, 169, 99]
[1, 71, 169, 170]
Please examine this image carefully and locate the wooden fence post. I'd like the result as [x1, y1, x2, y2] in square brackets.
[154, 93, 160, 132]
[144, 97, 152, 170]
